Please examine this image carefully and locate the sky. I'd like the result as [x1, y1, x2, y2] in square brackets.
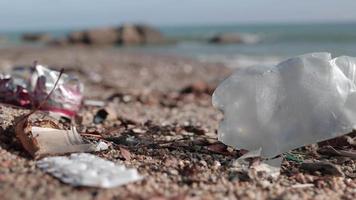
[1, 0, 356, 31]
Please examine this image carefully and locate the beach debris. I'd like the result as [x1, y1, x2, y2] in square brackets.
[300, 161, 344, 176]
[0, 63, 83, 117]
[13, 69, 101, 158]
[231, 156, 280, 182]
[119, 147, 132, 161]
[94, 141, 109, 151]
[207, 142, 236, 156]
[93, 106, 117, 124]
[83, 99, 105, 107]
[15, 118, 101, 158]
[213, 52, 356, 160]
[36, 153, 142, 188]
[290, 183, 314, 189]
[317, 145, 356, 159]
[284, 153, 304, 163]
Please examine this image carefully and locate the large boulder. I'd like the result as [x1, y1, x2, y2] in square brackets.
[67, 31, 85, 44]
[82, 28, 119, 45]
[135, 24, 165, 44]
[22, 33, 51, 42]
[209, 33, 243, 44]
[117, 24, 142, 45]
[53, 24, 168, 46]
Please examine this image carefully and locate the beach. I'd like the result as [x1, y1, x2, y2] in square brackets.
[0, 46, 355, 199]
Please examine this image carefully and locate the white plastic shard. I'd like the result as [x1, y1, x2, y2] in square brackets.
[37, 153, 142, 188]
[213, 52, 356, 158]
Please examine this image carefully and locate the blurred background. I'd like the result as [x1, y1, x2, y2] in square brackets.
[1, 0, 356, 68]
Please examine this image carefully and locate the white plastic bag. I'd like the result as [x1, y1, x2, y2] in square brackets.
[213, 53, 356, 158]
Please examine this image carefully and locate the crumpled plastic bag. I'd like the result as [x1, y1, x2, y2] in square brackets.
[0, 64, 83, 117]
[32, 65, 83, 117]
[213, 52, 356, 158]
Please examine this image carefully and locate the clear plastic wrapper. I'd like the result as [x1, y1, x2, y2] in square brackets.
[213, 52, 356, 158]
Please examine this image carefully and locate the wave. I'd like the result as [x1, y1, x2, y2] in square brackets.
[197, 54, 283, 68]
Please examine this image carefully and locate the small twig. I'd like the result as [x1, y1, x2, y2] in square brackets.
[79, 133, 104, 139]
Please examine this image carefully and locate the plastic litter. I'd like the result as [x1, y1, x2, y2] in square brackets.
[37, 153, 142, 188]
[213, 52, 356, 159]
[93, 106, 117, 124]
[0, 64, 83, 117]
[83, 99, 105, 107]
[15, 118, 104, 158]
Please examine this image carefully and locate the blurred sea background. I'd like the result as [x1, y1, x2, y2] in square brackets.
[1, 22, 356, 68]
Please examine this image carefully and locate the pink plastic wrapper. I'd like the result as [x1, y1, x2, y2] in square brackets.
[0, 64, 83, 117]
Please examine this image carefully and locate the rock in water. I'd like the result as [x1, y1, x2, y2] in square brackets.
[213, 53, 356, 158]
[83, 28, 118, 45]
[136, 24, 165, 44]
[22, 33, 51, 42]
[209, 33, 242, 44]
[117, 24, 142, 45]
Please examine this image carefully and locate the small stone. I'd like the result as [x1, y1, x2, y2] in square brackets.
[212, 161, 221, 170]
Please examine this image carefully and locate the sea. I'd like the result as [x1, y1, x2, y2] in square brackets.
[1, 22, 356, 68]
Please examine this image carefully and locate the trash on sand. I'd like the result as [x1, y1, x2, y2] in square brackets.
[290, 183, 314, 189]
[37, 153, 142, 188]
[93, 106, 117, 124]
[13, 70, 104, 158]
[83, 99, 105, 107]
[317, 145, 356, 159]
[94, 141, 109, 151]
[15, 118, 102, 158]
[0, 63, 83, 117]
[300, 161, 344, 176]
[213, 52, 356, 160]
[231, 156, 280, 181]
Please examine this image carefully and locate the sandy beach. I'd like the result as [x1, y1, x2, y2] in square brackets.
[0, 46, 354, 199]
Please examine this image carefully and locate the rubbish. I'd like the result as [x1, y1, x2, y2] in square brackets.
[93, 109, 109, 124]
[231, 157, 280, 181]
[15, 118, 100, 158]
[32, 65, 83, 117]
[300, 161, 344, 176]
[290, 183, 314, 189]
[119, 147, 132, 161]
[0, 64, 83, 117]
[317, 145, 356, 159]
[94, 141, 109, 151]
[213, 52, 356, 159]
[284, 153, 304, 163]
[83, 99, 105, 107]
[93, 106, 117, 124]
[36, 153, 142, 188]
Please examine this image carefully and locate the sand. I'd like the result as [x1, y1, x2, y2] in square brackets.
[0, 46, 355, 200]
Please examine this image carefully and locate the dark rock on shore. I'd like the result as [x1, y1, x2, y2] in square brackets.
[209, 33, 243, 44]
[136, 24, 166, 44]
[48, 24, 167, 46]
[22, 33, 51, 42]
[67, 31, 86, 44]
[117, 24, 142, 45]
[83, 28, 119, 45]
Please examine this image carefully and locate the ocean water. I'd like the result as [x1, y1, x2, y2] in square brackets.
[2, 23, 356, 68]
